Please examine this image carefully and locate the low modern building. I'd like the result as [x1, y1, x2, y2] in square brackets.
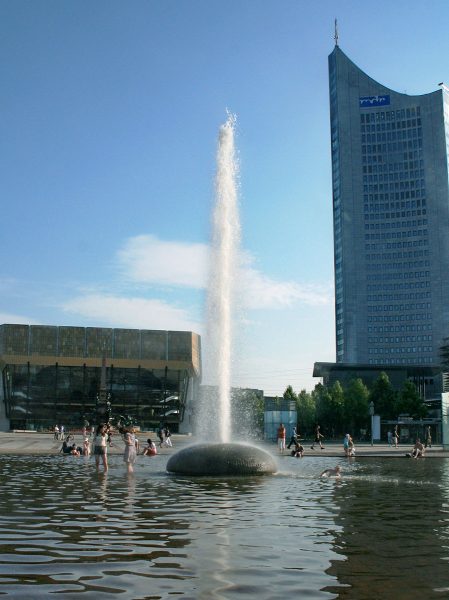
[264, 397, 297, 443]
[0, 324, 201, 432]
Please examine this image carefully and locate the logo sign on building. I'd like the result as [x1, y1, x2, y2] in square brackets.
[359, 95, 390, 108]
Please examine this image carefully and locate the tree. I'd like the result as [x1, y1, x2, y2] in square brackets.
[328, 381, 345, 436]
[312, 383, 334, 438]
[283, 385, 297, 403]
[344, 378, 370, 435]
[397, 380, 427, 420]
[370, 372, 397, 419]
[296, 389, 316, 436]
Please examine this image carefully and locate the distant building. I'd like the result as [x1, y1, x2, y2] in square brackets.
[328, 45, 449, 366]
[313, 362, 442, 402]
[264, 397, 296, 443]
[0, 324, 201, 432]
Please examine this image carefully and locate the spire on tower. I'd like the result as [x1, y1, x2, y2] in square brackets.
[334, 19, 339, 46]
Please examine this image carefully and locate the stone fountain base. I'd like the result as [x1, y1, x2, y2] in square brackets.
[166, 442, 277, 476]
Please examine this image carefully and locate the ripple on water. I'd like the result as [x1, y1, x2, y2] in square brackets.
[0, 455, 448, 598]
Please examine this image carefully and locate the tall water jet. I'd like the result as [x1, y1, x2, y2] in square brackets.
[167, 115, 277, 476]
[204, 113, 240, 443]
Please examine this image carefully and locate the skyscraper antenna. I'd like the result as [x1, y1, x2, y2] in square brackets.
[334, 19, 339, 46]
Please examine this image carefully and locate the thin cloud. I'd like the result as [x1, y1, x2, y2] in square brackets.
[0, 312, 40, 325]
[62, 294, 201, 333]
[117, 234, 208, 288]
[115, 234, 332, 309]
[239, 266, 332, 309]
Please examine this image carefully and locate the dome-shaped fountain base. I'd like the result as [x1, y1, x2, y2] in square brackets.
[166, 442, 277, 476]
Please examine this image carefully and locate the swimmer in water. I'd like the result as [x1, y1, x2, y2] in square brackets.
[320, 465, 341, 478]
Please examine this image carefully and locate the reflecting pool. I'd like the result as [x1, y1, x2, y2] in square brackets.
[0, 453, 448, 599]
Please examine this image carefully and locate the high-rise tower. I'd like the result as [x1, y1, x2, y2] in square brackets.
[329, 46, 449, 367]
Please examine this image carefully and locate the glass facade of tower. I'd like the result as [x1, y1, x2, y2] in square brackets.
[329, 47, 449, 366]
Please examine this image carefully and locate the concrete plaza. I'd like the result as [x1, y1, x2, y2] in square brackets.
[0, 431, 446, 458]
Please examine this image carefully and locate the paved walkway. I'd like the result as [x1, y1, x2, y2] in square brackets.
[0, 431, 446, 457]
[0, 431, 194, 456]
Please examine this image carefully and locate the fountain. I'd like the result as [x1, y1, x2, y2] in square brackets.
[167, 115, 277, 476]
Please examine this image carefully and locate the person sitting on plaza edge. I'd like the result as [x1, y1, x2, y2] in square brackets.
[142, 438, 157, 456]
[290, 441, 304, 458]
[411, 438, 425, 459]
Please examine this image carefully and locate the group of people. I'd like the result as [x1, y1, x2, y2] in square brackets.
[157, 426, 172, 448]
[387, 425, 401, 447]
[277, 423, 302, 456]
[59, 423, 165, 474]
[277, 424, 327, 457]
[279, 422, 433, 459]
[275, 420, 434, 479]
[94, 424, 163, 473]
[54, 425, 65, 440]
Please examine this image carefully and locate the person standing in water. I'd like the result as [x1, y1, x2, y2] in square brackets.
[123, 427, 138, 474]
[82, 437, 91, 456]
[94, 424, 108, 472]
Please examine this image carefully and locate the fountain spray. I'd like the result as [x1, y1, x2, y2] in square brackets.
[205, 113, 241, 443]
[167, 116, 277, 475]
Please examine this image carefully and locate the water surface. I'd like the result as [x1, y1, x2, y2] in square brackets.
[0, 453, 448, 599]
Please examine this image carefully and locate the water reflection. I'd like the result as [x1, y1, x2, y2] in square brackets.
[0, 455, 448, 598]
[324, 458, 449, 599]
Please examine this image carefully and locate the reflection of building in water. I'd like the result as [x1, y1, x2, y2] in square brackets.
[0, 324, 200, 432]
[324, 462, 449, 597]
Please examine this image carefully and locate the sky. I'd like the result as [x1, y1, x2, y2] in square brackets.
[2, 0, 449, 395]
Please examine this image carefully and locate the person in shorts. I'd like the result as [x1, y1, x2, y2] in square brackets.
[311, 425, 325, 450]
[94, 424, 108, 472]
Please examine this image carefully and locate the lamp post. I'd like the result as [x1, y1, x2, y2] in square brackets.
[369, 401, 375, 447]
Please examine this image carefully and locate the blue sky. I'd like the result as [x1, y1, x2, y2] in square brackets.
[2, 0, 449, 394]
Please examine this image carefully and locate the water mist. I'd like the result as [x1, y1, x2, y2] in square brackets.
[204, 114, 240, 443]
[166, 116, 276, 476]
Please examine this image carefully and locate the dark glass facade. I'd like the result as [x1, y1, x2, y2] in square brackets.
[329, 46, 449, 366]
[0, 324, 201, 431]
